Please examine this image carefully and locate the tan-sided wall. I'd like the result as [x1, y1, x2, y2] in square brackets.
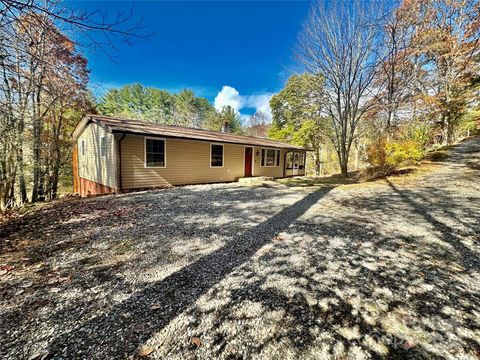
[252, 146, 286, 178]
[77, 123, 117, 189]
[120, 135, 246, 189]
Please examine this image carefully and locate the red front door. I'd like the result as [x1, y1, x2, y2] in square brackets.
[244, 147, 253, 177]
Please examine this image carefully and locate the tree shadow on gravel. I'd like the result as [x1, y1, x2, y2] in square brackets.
[161, 200, 479, 359]
[385, 179, 479, 271]
[43, 188, 331, 358]
[1, 185, 328, 360]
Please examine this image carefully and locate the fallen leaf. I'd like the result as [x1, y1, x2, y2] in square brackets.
[1, 264, 15, 272]
[192, 337, 201, 348]
[138, 346, 154, 357]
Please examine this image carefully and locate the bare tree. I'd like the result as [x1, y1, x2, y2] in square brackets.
[0, 0, 149, 47]
[245, 111, 269, 138]
[297, 0, 382, 177]
[0, 0, 149, 210]
[374, 6, 414, 132]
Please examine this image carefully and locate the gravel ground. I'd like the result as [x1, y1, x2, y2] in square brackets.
[1, 138, 479, 360]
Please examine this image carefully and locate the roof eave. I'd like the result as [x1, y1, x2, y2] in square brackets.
[71, 115, 91, 141]
[72, 114, 115, 141]
[110, 129, 305, 150]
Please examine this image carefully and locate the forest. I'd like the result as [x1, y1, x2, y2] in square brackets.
[0, 0, 479, 211]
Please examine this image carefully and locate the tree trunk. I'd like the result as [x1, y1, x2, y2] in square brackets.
[0, 181, 12, 211]
[338, 146, 349, 177]
[50, 137, 62, 200]
[32, 85, 43, 202]
[17, 118, 27, 204]
[354, 143, 359, 171]
[442, 113, 455, 145]
[314, 147, 321, 176]
[324, 146, 329, 175]
[318, 147, 323, 176]
[17, 153, 27, 204]
[51, 114, 64, 200]
[446, 117, 454, 145]
[340, 161, 348, 177]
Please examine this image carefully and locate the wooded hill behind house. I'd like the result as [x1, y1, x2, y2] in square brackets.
[1, 0, 479, 211]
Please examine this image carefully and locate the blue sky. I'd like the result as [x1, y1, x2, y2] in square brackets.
[73, 1, 311, 119]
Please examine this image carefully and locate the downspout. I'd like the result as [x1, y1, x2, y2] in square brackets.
[117, 133, 126, 192]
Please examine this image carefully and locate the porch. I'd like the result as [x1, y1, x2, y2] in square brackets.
[285, 150, 306, 177]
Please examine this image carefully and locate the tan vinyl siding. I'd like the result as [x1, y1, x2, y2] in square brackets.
[121, 135, 245, 189]
[77, 123, 117, 188]
[253, 146, 285, 178]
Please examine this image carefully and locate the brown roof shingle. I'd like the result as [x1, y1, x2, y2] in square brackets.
[82, 114, 305, 150]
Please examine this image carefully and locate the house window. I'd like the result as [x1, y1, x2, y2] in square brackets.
[266, 149, 275, 166]
[81, 140, 86, 156]
[260, 148, 279, 167]
[145, 138, 165, 167]
[100, 136, 107, 156]
[211, 144, 224, 167]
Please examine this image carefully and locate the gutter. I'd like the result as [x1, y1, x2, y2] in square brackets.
[117, 133, 126, 192]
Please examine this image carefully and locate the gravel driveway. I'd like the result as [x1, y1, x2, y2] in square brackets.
[1, 138, 479, 360]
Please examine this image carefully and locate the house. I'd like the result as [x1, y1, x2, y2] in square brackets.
[72, 115, 306, 197]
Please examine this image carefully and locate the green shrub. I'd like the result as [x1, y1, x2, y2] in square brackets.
[386, 140, 424, 167]
[367, 138, 424, 176]
[405, 119, 433, 147]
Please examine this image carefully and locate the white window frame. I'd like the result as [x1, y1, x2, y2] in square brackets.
[144, 137, 166, 168]
[210, 143, 224, 168]
[100, 136, 107, 156]
[260, 147, 280, 167]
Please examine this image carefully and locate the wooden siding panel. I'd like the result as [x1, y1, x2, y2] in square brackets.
[79, 177, 116, 197]
[77, 123, 117, 189]
[121, 135, 245, 189]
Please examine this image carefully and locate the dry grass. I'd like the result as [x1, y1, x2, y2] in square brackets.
[276, 158, 442, 191]
[276, 174, 358, 188]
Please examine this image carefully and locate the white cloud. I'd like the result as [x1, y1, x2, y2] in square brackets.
[244, 94, 273, 120]
[214, 86, 244, 112]
[213, 85, 273, 123]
